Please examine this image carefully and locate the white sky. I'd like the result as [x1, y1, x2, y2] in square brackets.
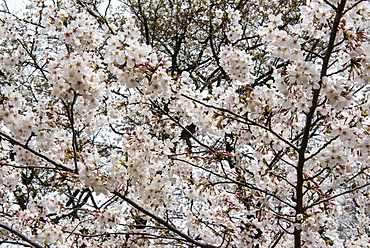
[3, 0, 26, 13]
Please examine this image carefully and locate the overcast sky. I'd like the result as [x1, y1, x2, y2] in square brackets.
[4, 0, 25, 13]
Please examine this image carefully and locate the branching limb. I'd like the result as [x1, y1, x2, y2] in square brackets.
[0, 163, 60, 170]
[304, 136, 339, 162]
[173, 158, 295, 209]
[181, 94, 299, 151]
[61, 94, 80, 172]
[113, 191, 219, 248]
[0, 223, 45, 248]
[305, 181, 370, 210]
[148, 98, 216, 153]
[76, 0, 116, 34]
[16, 39, 48, 80]
[0, 131, 74, 172]
[0, 240, 33, 247]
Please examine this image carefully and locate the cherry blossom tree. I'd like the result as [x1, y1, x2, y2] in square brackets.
[1, 0, 370, 247]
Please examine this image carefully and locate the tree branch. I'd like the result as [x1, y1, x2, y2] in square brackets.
[305, 181, 370, 210]
[181, 94, 299, 151]
[0, 223, 45, 248]
[113, 191, 219, 248]
[0, 131, 74, 172]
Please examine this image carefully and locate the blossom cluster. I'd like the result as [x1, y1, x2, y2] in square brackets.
[219, 45, 253, 83]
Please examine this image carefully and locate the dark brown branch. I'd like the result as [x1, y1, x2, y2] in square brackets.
[180, 94, 299, 151]
[65, 230, 183, 241]
[0, 162, 60, 170]
[305, 181, 370, 210]
[0, 223, 45, 248]
[304, 136, 339, 162]
[113, 191, 219, 248]
[61, 94, 80, 172]
[17, 39, 48, 80]
[323, 0, 337, 10]
[173, 158, 295, 209]
[147, 98, 216, 153]
[0, 131, 74, 172]
[76, 0, 116, 35]
[0, 240, 32, 247]
[294, 1, 347, 246]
